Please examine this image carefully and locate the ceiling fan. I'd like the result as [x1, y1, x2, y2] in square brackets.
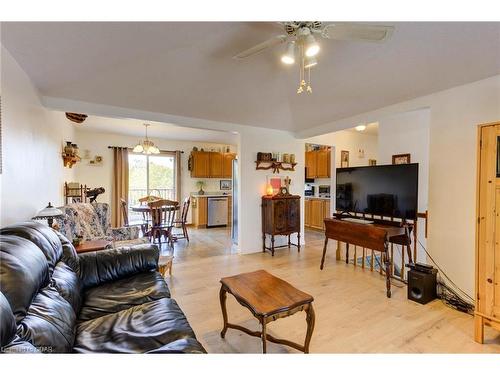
[233, 22, 394, 94]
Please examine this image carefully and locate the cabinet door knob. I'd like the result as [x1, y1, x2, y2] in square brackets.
[487, 278, 493, 284]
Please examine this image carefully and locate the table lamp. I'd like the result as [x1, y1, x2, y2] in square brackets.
[32, 202, 64, 228]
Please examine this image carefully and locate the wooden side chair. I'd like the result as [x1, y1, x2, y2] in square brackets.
[173, 197, 190, 242]
[121, 198, 149, 235]
[147, 199, 179, 248]
[138, 195, 162, 204]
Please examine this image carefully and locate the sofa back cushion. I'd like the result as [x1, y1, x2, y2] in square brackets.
[0, 292, 16, 348]
[0, 235, 49, 322]
[1, 222, 63, 274]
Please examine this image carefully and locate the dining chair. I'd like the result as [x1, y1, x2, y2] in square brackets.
[173, 197, 190, 242]
[138, 195, 163, 204]
[121, 198, 149, 235]
[147, 199, 179, 248]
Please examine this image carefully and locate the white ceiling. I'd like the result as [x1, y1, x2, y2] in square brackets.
[2, 22, 500, 133]
[74, 115, 239, 144]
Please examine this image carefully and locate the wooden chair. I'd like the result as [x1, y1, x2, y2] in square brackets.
[173, 197, 190, 242]
[121, 198, 149, 234]
[147, 199, 179, 248]
[138, 195, 162, 204]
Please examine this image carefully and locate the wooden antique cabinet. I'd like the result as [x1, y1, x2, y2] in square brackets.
[475, 121, 500, 343]
[305, 150, 331, 178]
[261, 195, 301, 256]
[190, 151, 235, 178]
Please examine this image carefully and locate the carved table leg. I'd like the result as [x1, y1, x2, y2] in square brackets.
[219, 286, 228, 338]
[288, 234, 291, 248]
[261, 318, 267, 353]
[297, 232, 301, 252]
[384, 252, 392, 298]
[271, 235, 275, 256]
[345, 243, 350, 264]
[262, 233, 266, 253]
[320, 237, 328, 270]
[304, 303, 315, 354]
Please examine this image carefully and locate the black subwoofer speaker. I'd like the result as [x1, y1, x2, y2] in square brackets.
[407, 268, 437, 304]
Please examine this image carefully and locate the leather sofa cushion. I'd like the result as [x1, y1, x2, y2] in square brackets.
[0, 292, 16, 347]
[74, 298, 206, 353]
[51, 261, 83, 315]
[1, 222, 62, 274]
[78, 271, 170, 321]
[78, 245, 159, 289]
[16, 285, 77, 353]
[0, 236, 49, 322]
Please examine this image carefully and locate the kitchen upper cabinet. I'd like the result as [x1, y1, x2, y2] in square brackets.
[305, 151, 317, 179]
[316, 150, 331, 178]
[209, 152, 224, 177]
[191, 151, 235, 178]
[306, 150, 330, 178]
[222, 153, 236, 178]
[191, 151, 210, 178]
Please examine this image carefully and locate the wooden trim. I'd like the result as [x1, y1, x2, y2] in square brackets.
[475, 121, 500, 334]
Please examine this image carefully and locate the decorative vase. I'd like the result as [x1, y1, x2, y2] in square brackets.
[198, 188, 205, 195]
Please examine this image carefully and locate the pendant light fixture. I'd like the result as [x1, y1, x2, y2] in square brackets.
[280, 27, 320, 95]
[133, 124, 160, 154]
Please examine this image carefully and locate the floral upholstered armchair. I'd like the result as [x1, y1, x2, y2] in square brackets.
[55, 202, 142, 245]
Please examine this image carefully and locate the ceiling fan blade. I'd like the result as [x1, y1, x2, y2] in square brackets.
[233, 35, 288, 59]
[321, 23, 394, 42]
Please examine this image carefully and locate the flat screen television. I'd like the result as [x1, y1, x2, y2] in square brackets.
[336, 163, 418, 220]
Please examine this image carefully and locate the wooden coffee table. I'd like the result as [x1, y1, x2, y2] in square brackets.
[74, 239, 112, 254]
[219, 270, 315, 353]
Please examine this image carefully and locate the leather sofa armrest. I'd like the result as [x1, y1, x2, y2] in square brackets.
[78, 244, 159, 289]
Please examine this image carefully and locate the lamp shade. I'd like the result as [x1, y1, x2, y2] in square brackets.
[33, 202, 63, 219]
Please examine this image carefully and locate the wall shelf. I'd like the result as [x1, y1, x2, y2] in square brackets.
[255, 160, 297, 174]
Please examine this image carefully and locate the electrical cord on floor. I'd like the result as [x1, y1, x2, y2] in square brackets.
[372, 250, 405, 289]
[416, 239, 475, 315]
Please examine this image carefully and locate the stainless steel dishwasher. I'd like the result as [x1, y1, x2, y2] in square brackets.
[207, 197, 228, 227]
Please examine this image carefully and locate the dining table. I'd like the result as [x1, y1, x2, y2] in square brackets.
[130, 203, 180, 241]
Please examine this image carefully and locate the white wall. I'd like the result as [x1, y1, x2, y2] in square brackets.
[74, 129, 236, 223]
[378, 108, 431, 266]
[298, 75, 500, 297]
[1, 47, 75, 226]
[307, 129, 378, 169]
[238, 126, 305, 253]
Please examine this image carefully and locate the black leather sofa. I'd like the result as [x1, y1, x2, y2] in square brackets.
[0, 221, 206, 353]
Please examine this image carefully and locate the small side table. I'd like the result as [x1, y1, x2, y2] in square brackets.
[74, 239, 112, 254]
[158, 255, 174, 278]
[219, 270, 315, 353]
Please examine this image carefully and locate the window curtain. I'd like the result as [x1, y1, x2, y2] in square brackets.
[112, 147, 129, 227]
[175, 150, 182, 202]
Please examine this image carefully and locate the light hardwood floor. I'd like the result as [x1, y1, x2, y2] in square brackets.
[163, 227, 500, 353]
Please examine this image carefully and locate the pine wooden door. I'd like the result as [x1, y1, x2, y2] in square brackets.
[475, 122, 500, 343]
[209, 152, 223, 178]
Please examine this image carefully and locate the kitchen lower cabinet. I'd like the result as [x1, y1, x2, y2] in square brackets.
[304, 198, 331, 231]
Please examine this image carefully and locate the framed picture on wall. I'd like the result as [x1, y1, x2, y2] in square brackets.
[392, 153, 411, 164]
[266, 175, 285, 195]
[220, 179, 232, 190]
[341, 150, 349, 168]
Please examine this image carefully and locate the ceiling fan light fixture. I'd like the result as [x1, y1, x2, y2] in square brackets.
[281, 41, 296, 65]
[304, 56, 318, 69]
[304, 34, 320, 57]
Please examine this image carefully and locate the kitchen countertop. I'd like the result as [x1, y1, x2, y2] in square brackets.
[191, 192, 231, 198]
[304, 196, 331, 200]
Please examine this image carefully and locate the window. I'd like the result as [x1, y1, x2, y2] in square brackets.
[128, 152, 177, 206]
